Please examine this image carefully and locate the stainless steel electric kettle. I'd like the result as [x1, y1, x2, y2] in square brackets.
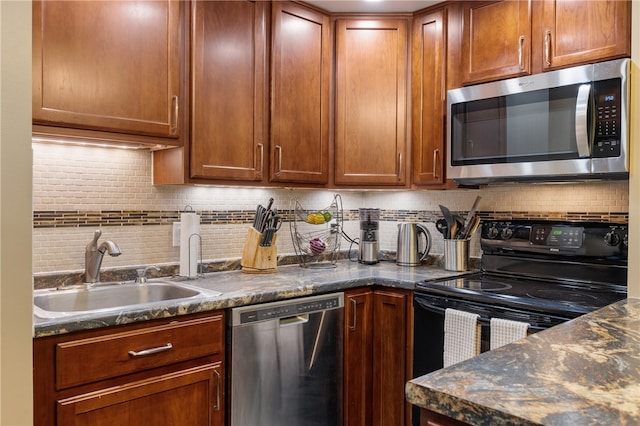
[396, 223, 431, 266]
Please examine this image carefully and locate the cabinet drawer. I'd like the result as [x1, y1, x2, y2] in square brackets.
[56, 315, 223, 390]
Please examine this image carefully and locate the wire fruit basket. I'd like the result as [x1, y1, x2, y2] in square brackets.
[290, 194, 343, 268]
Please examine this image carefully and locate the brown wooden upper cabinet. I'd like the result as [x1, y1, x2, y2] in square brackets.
[461, 0, 532, 84]
[334, 18, 409, 187]
[411, 8, 448, 186]
[538, 0, 630, 71]
[461, 0, 631, 85]
[270, 2, 330, 185]
[190, 1, 268, 181]
[33, 0, 184, 143]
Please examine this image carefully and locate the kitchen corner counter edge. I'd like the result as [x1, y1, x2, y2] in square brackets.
[406, 298, 640, 426]
[33, 260, 468, 338]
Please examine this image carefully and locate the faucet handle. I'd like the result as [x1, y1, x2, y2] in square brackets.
[135, 265, 160, 284]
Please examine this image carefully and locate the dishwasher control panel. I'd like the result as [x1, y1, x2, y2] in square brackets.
[232, 293, 344, 326]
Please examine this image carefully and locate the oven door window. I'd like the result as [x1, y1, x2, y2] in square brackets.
[450, 84, 587, 166]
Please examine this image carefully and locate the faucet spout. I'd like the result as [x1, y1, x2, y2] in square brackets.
[99, 240, 122, 256]
[84, 230, 121, 284]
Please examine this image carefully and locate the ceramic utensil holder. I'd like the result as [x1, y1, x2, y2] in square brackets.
[241, 227, 278, 274]
[444, 239, 470, 271]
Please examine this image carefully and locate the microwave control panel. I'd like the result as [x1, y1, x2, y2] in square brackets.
[593, 78, 622, 158]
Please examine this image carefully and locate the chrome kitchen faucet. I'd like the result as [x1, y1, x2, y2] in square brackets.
[84, 229, 121, 284]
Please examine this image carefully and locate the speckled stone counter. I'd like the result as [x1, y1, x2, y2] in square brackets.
[34, 260, 470, 337]
[406, 298, 640, 426]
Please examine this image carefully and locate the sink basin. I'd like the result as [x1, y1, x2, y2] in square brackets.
[33, 281, 221, 319]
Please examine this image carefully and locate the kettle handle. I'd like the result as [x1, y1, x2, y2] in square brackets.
[416, 223, 432, 261]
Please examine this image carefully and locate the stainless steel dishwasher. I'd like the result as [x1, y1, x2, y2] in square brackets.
[230, 293, 344, 426]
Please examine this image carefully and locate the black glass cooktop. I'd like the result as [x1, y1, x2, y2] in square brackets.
[416, 272, 627, 317]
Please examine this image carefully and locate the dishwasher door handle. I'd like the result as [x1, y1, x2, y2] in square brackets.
[279, 314, 309, 327]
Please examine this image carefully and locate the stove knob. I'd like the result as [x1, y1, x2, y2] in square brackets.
[604, 231, 621, 246]
[488, 225, 499, 239]
[502, 228, 513, 239]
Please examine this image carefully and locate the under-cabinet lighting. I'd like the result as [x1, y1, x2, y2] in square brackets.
[32, 135, 166, 151]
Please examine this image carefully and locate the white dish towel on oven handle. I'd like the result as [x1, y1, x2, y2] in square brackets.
[443, 308, 481, 368]
[490, 317, 529, 350]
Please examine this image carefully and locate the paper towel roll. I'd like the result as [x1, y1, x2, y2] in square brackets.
[180, 212, 200, 277]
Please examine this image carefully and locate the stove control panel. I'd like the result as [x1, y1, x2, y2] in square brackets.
[481, 220, 628, 258]
[530, 225, 583, 247]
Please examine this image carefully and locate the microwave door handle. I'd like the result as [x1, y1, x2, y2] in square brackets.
[575, 83, 591, 158]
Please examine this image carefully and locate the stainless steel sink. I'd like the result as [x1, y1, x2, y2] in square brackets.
[33, 281, 221, 319]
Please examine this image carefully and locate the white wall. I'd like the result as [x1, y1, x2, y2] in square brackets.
[0, 1, 33, 424]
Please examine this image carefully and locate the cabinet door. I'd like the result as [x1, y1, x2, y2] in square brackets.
[335, 19, 409, 186]
[461, 0, 531, 84]
[57, 363, 223, 426]
[190, 1, 268, 181]
[33, 0, 182, 138]
[270, 2, 330, 184]
[344, 289, 374, 426]
[372, 289, 410, 426]
[412, 9, 447, 185]
[540, 0, 630, 71]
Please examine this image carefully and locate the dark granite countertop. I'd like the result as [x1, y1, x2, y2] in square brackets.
[34, 259, 469, 338]
[406, 298, 640, 426]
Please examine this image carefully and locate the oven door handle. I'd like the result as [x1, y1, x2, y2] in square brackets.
[575, 83, 591, 158]
[414, 296, 547, 332]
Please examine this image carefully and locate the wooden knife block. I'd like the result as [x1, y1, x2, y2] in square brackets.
[241, 227, 278, 274]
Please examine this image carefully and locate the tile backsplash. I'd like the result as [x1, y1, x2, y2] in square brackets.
[33, 142, 629, 277]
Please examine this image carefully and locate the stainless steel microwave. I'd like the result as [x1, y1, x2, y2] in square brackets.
[447, 58, 630, 184]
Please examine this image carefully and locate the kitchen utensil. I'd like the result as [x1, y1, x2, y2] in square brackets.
[439, 205, 455, 239]
[396, 223, 432, 266]
[465, 215, 481, 239]
[435, 218, 448, 237]
[461, 196, 481, 235]
[449, 221, 458, 240]
[253, 198, 275, 233]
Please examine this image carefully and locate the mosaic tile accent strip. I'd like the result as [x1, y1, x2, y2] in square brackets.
[33, 209, 629, 228]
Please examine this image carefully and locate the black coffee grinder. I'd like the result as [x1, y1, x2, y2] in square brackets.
[358, 208, 379, 264]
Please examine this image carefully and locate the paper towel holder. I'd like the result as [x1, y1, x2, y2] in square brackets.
[188, 232, 203, 278]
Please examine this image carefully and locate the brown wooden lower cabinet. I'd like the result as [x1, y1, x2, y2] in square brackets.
[57, 363, 222, 426]
[421, 408, 472, 426]
[344, 287, 413, 426]
[33, 311, 225, 426]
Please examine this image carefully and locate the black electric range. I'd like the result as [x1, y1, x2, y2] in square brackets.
[416, 220, 628, 319]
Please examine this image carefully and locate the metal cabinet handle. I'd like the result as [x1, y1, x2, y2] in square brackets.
[128, 343, 173, 357]
[433, 148, 440, 180]
[275, 145, 282, 175]
[518, 36, 525, 70]
[171, 95, 178, 134]
[257, 143, 264, 174]
[397, 152, 403, 181]
[214, 369, 221, 411]
[349, 298, 357, 331]
[544, 30, 551, 67]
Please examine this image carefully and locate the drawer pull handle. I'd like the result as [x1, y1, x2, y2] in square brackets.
[128, 343, 173, 357]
